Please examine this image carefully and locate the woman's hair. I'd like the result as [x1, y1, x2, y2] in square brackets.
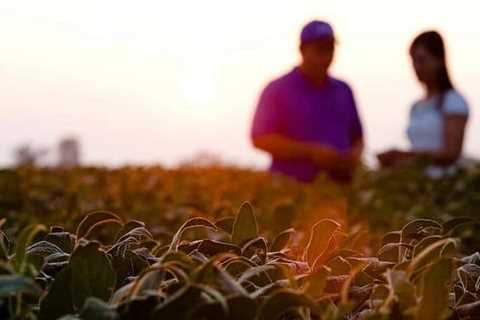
[409, 31, 454, 101]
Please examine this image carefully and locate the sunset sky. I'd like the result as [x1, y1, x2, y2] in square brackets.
[1, 0, 478, 168]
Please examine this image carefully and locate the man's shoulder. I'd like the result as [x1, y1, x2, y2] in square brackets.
[328, 76, 353, 93]
[264, 69, 298, 92]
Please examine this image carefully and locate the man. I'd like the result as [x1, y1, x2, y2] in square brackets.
[251, 20, 364, 183]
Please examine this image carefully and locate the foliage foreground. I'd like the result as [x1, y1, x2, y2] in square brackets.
[1, 201, 480, 320]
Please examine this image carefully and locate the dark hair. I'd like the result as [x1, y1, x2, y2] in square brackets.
[409, 31, 454, 108]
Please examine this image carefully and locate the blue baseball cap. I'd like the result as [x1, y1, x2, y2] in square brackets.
[300, 20, 335, 45]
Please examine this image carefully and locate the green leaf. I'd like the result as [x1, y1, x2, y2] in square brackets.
[241, 237, 267, 264]
[45, 231, 76, 253]
[270, 228, 295, 252]
[238, 265, 276, 287]
[191, 285, 229, 319]
[76, 210, 123, 241]
[442, 217, 475, 235]
[79, 297, 118, 320]
[226, 295, 257, 320]
[455, 300, 480, 319]
[231, 202, 258, 246]
[357, 258, 395, 281]
[312, 235, 337, 271]
[115, 220, 146, 241]
[380, 270, 415, 313]
[413, 235, 443, 257]
[0, 274, 42, 297]
[193, 255, 248, 296]
[407, 238, 457, 278]
[339, 260, 370, 305]
[117, 295, 160, 319]
[109, 282, 134, 306]
[0, 230, 10, 260]
[150, 284, 203, 319]
[416, 258, 453, 320]
[457, 263, 480, 292]
[250, 280, 290, 298]
[57, 315, 81, 320]
[345, 229, 370, 252]
[305, 219, 341, 267]
[111, 250, 150, 287]
[223, 256, 257, 278]
[303, 265, 330, 299]
[401, 219, 442, 242]
[257, 289, 320, 320]
[197, 239, 241, 256]
[70, 242, 116, 309]
[460, 252, 480, 265]
[116, 227, 152, 244]
[378, 243, 413, 263]
[215, 217, 235, 234]
[14, 224, 47, 274]
[381, 231, 402, 247]
[271, 203, 296, 236]
[326, 256, 351, 276]
[26, 240, 65, 257]
[39, 266, 75, 320]
[168, 217, 217, 252]
[129, 266, 165, 299]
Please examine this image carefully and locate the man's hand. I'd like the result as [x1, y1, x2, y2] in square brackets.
[309, 144, 340, 168]
[377, 149, 412, 168]
[377, 150, 396, 167]
[253, 134, 361, 182]
[331, 151, 358, 182]
[311, 146, 358, 182]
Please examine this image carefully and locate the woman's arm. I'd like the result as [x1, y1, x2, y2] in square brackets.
[379, 114, 468, 167]
[416, 114, 468, 165]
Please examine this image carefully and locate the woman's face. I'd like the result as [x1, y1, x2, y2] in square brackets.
[411, 45, 442, 85]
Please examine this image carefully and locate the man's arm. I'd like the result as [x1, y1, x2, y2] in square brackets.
[347, 84, 364, 166]
[252, 133, 340, 169]
[350, 137, 364, 164]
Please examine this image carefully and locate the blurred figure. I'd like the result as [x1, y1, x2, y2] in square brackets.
[251, 20, 364, 183]
[179, 151, 223, 168]
[58, 137, 81, 168]
[378, 31, 469, 174]
[13, 143, 47, 167]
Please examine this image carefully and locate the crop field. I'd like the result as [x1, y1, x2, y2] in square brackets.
[1, 163, 480, 319]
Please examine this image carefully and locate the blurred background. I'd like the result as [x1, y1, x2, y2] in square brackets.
[0, 0, 478, 168]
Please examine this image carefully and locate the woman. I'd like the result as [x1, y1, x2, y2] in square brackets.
[378, 31, 469, 174]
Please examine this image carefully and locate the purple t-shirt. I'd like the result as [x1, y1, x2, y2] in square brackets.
[251, 67, 363, 182]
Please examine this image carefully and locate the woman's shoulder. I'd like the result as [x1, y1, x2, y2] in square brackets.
[409, 99, 423, 115]
[443, 89, 469, 115]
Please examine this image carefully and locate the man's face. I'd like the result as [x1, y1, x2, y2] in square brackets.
[300, 39, 335, 75]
